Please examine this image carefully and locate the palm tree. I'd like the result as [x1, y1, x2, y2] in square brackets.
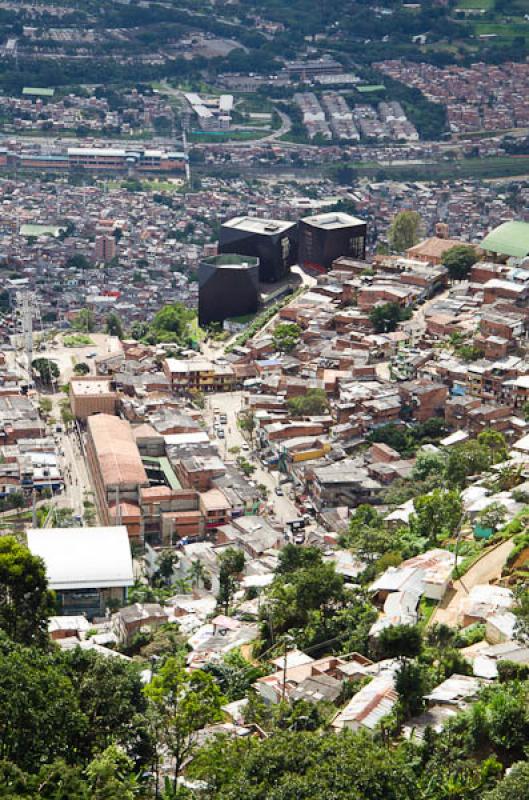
[156, 549, 178, 586]
[189, 558, 210, 589]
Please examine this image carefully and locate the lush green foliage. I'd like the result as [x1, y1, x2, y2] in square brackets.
[272, 322, 301, 353]
[369, 302, 412, 333]
[144, 303, 197, 346]
[31, 357, 60, 384]
[287, 388, 329, 417]
[443, 245, 478, 281]
[0, 537, 54, 647]
[388, 210, 422, 253]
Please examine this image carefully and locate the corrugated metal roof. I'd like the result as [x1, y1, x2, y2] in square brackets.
[88, 414, 148, 487]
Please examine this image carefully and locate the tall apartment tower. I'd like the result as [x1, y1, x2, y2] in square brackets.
[95, 234, 117, 263]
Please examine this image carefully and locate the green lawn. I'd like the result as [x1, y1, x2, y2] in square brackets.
[475, 20, 529, 39]
[337, 155, 529, 182]
[457, 0, 494, 8]
[63, 334, 94, 347]
[188, 129, 271, 143]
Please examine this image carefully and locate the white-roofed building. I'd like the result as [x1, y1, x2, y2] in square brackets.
[27, 526, 134, 619]
[460, 584, 514, 627]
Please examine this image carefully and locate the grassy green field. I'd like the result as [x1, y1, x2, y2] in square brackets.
[107, 178, 183, 192]
[457, 0, 494, 9]
[475, 20, 529, 39]
[63, 334, 94, 347]
[188, 129, 271, 143]
[338, 155, 529, 182]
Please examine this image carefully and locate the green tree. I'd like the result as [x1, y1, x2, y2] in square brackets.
[369, 302, 411, 333]
[238, 409, 256, 443]
[513, 586, 529, 644]
[409, 488, 463, 545]
[188, 558, 210, 589]
[477, 430, 508, 465]
[388, 210, 422, 253]
[72, 308, 96, 333]
[144, 658, 224, 791]
[287, 388, 329, 417]
[395, 659, 430, 718]
[131, 320, 149, 340]
[32, 358, 60, 385]
[345, 510, 395, 563]
[148, 303, 196, 345]
[276, 544, 324, 575]
[85, 745, 139, 800]
[155, 549, 178, 585]
[217, 548, 245, 613]
[189, 729, 417, 800]
[412, 450, 447, 482]
[73, 362, 90, 376]
[262, 559, 345, 645]
[272, 322, 301, 353]
[446, 439, 492, 488]
[375, 624, 422, 660]
[59, 647, 150, 763]
[203, 649, 265, 702]
[484, 761, 529, 800]
[105, 312, 124, 339]
[0, 636, 85, 772]
[67, 254, 91, 270]
[0, 537, 54, 647]
[443, 244, 478, 281]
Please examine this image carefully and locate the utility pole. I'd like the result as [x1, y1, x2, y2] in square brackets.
[16, 290, 34, 384]
[182, 127, 191, 185]
[281, 633, 294, 702]
[31, 488, 37, 528]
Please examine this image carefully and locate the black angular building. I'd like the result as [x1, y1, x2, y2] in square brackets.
[219, 216, 298, 283]
[298, 212, 367, 272]
[198, 254, 260, 326]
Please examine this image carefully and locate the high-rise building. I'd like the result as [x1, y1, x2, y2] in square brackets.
[95, 234, 117, 263]
[198, 254, 260, 326]
[298, 212, 366, 272]
[219, 216, 298, 283]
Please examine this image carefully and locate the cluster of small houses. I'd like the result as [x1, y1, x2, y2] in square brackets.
[28, 517, 524, 744]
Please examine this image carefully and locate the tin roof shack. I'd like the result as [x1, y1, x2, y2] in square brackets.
[255, 652, 373, 705]
[460, 584, 514, 627]
[186, 617, 259, 669]
[370, 549, 456, 608]
[216, 515, 283, 558]
[403, 674, 484, 741]
[27, 526, 134, 619]
[331, 676, 398, 732]
[112, 602, 170, 646]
